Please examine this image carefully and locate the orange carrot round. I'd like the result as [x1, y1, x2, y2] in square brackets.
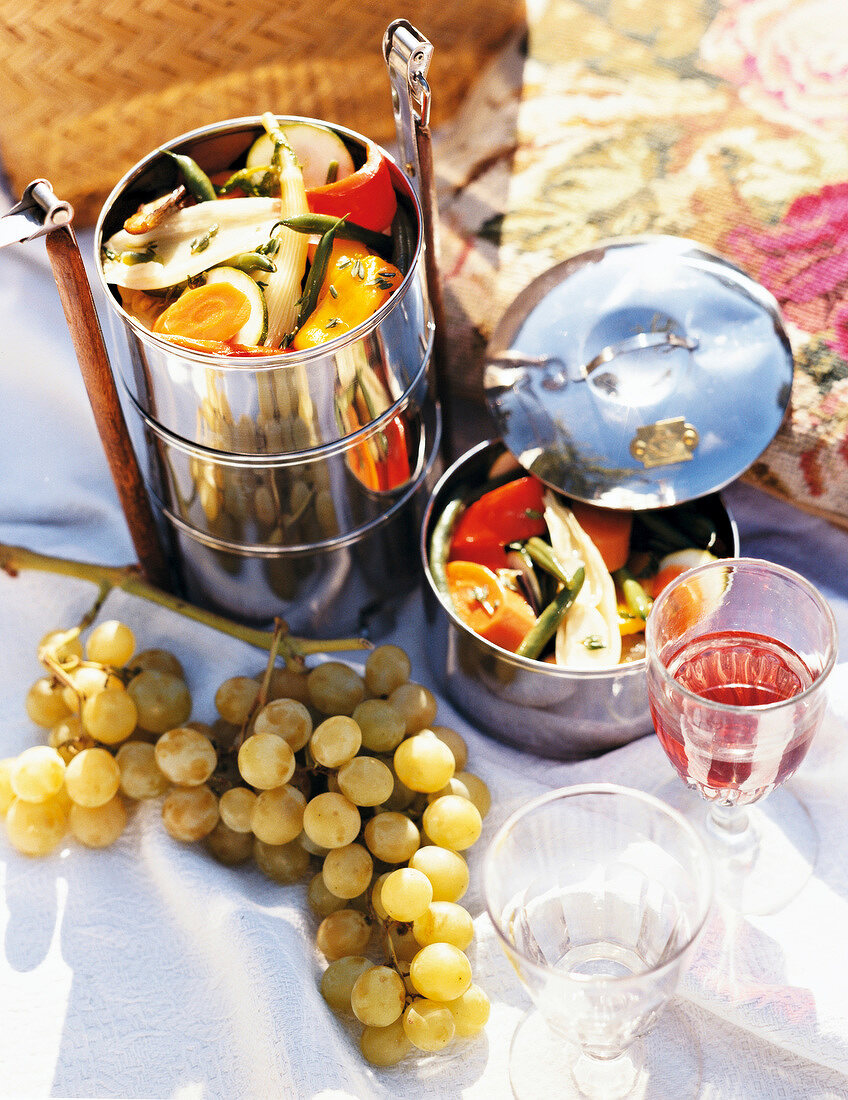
[569, 501, 633, 572]
[445, 561, 537, 653]
[153, 282, 251, 342]
[487, 587, 540, 653]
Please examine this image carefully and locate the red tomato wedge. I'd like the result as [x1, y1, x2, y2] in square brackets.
[449, 476, 547, 571]
[306, 142, 398, 232]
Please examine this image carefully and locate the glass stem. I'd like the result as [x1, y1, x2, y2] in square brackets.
[705, 801, 759, 868]
[572, 1048, 639, 1100]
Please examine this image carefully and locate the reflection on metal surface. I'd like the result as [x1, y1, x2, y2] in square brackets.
[160, 400, 442, 633]
[630, 417, 699, 468]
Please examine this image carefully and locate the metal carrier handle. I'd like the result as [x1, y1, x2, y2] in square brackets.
[383, 20, 433, 190]
[485, 331, 699, 394]
[0, 179, 74, 247]
[0, 180, 172, 588]
[582, 331, 698, 376]
[383, 20, 452, 458]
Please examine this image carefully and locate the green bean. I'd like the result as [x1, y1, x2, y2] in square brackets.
[325, 160, 339, 184]
[523, 537, 572, 587]
[428, 495, 465, 598]
[229, 252, 276, 273]
[613, 567, 653, 619]
[165, 151, 216, 203]
[280, 214, 390, 254]
[216, 164, 275, 197]
[296, 217, 344, 327]
[516, 567, 585, 660]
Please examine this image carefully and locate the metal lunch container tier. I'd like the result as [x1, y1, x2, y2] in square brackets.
[96, 119, 432, 454]
[94, 115, 440, 636]
[127, 391, 442, 635]
[422, 235, 794, 758]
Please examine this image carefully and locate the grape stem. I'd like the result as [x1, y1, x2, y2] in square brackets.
[232, 618, 288, 753]
[0, 543, 372, 659]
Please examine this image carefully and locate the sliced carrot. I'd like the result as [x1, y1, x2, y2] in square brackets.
[487, 586, 540, 653]
[446, 561, 504, 635]
[569, 501, 633, 572]
[445, 561, 537, 653]
[157, 334, 290, 356]
[153, 282, 251, 342]
[158, 334, 232, 354]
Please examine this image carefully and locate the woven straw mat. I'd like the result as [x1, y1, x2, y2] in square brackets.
[0, 0, 524, 225]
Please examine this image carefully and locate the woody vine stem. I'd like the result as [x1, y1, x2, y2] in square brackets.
[0, 543, 371, 668]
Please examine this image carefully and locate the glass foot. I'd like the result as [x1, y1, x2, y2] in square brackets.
[508, 1003, 702, 1100]
[654, 781, 818, 917]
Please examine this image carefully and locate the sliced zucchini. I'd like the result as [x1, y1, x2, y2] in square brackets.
[205, 266, 268, 345]
[246, 121, 355, 189]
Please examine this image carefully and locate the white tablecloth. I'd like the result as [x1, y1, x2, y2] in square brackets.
[2, 215, 848, 1099]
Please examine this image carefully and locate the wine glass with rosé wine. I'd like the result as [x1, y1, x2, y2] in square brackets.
[646, 557, 837, 916]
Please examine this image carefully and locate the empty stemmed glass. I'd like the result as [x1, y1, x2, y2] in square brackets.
[646, 556, 837, 916]
[484, 784, 714, 1099]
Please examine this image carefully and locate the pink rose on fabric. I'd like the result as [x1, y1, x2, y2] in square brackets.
[701, 0, 848, 137]
[726, 182, 848, 356]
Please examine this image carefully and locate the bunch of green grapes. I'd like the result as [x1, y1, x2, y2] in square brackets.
[301, 652, 492, 1066]
[2, 619, 493, 1066]
[1, 620, 194, 853]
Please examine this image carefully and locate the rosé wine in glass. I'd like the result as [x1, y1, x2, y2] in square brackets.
[645, 558, 837, 915]
[649, 628, 819, 806]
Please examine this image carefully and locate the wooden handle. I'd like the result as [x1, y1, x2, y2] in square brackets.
[44, 224, 173, 590]
[416, 120, 454, 460]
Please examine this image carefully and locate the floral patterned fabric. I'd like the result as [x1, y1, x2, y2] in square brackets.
[435, 0, 848, 527]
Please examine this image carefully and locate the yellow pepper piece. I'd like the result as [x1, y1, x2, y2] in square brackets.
[617, 604, 646, 636]
[292, 242, 401, 350]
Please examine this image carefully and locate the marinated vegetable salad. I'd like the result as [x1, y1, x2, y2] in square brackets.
[100, 112, 406, 356]
[429, 455, 721, 669]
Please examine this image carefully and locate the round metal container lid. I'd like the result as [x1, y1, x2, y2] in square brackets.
[483, 235, 793, 509]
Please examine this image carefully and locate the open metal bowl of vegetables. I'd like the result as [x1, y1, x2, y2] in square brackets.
[421, 236, 794, 758]
[421, 439, 740, 759]
[94, 112, 439, 635]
